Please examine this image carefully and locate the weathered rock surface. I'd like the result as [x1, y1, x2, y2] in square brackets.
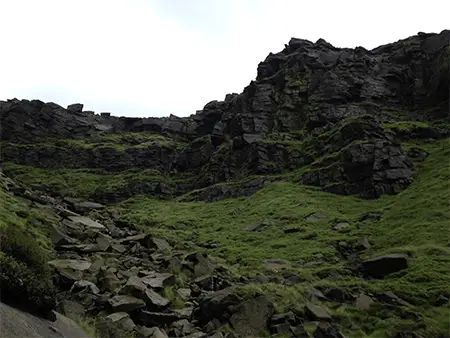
[0, 302, 90, 338]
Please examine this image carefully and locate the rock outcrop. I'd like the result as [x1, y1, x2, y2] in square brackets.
[1, 30, 448, 202]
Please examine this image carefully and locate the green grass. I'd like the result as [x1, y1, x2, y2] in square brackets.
[2, 163, 188, 200]
[114, 138, 449, 337]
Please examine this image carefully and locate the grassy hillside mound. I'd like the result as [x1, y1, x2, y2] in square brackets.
[111, 139, 449, 337]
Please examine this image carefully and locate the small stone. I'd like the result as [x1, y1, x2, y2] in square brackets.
[68, 215, 106, 230]
[120, 275, 146, 297]
[141, 273, 176, 289]
[151, 328, 169, 338]
[305, 212, 328, 223]
[332, 222, 351, 231]
[96, 233, 112, 251]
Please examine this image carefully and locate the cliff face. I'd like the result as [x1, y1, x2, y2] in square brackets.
[1, 30, 449, 202]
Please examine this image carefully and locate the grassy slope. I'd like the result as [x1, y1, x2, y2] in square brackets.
[114, 139, 449, 337]
[1, 135, 449, 336]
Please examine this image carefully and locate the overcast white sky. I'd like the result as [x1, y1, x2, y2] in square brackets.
[0, 0, 448, 117]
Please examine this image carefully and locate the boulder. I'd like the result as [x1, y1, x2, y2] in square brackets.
[193, 287, 240, 325]
[139, 311, 181, 327]
[108, 295, 145, 312]
[229, 295, 274, 337]
[362, 254, 408, 278]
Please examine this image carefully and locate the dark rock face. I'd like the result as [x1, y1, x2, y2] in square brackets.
[362, 254, 409, 278]
[1, 30, 449, 202]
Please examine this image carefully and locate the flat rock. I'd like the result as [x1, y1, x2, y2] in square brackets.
[108, 295, 145, 312]
[48, 259, 92, 281]
[332, 222, 351, 231]
[304, 304, 332, 321]
[139, 311, 181, 327]
[73, 201, 105, 213]
[305, 212, 328, 223]
[355, 293, 375, 310]
[141, 273, 176, 289]
[244, 220, 272, 232]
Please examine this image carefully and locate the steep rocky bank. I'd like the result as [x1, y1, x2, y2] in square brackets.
[0, 30, 449, 338]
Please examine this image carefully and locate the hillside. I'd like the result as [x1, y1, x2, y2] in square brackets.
[0, 30, 449, 338]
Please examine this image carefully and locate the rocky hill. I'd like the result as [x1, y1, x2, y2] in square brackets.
[0, 30, 449, 338]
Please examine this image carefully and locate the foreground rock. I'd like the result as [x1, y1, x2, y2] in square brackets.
[0, 302, 90, 338]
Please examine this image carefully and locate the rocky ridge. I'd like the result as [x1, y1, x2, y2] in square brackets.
[1, 30, 449, 203]
[0, 30, 449, 338]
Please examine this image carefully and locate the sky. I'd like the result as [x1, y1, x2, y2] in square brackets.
[0, 0, 448, 117]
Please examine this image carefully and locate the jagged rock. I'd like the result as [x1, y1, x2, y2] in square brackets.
[141, 273, 176, 289]
[307, 287, 328, 301]
[71, 280, 100, 294]
[98, 269, 123, 293]
[67, 216, 106, 231]
[48, 259, 91, 283]
[67, 103, 84, 113]
[108, 295, 145, 312]
[375, 291, 412, 307]
[120, 275, 147, 297]
[229, 295, 274, 337]
[50, 224, 78, 246]
[355, 293, 375, 310]
[362, 254, 408, 278]
[304, 304, 332, 321]
[58, 300, 86, 316]
[144, 289, 171, 310]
